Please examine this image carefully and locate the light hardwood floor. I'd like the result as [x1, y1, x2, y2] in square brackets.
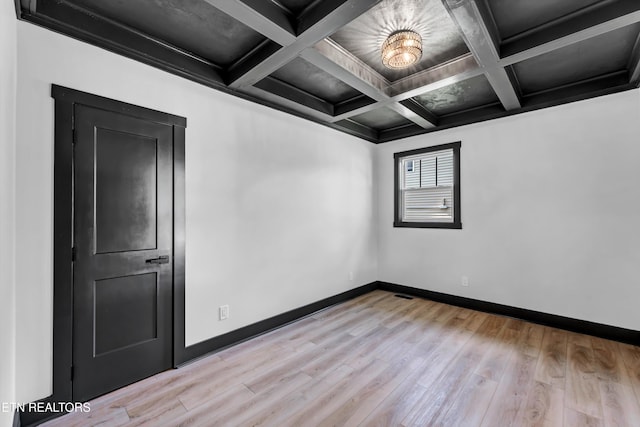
[42, 290, 640, 426]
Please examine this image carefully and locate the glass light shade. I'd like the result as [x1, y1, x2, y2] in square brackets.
[381, 30, 422, 69]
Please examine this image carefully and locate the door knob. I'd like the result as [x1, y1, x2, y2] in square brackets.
[145, 255, 170, 264]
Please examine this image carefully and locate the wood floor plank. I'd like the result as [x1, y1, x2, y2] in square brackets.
[618, 343, 640, 407]
[568, 331, 594, 348]
[281, 358, 390, 426]
[341, 322, 410, 366]
[171, 384, 255, 426]
[215, 372, 313, 426]
[564, 407, 604, 427]
[358, 381, 429, 426]
[316, 356, 425, 427]
[598, 380, 640, 427]
[293, 299, 373, 338]
[505, 317, 526, 332]
[311, 307, 379, 343]
[240, 365, 354, 427]
[375, 320, 437, 362]
[215, 331, 285, 362]
[292, 308, 362, 343]
[515, 380, 564, 427]
[475, 321, 520, 382]
[455, 306, 473, 319]
[480, 350, 538, 426]
[301, 328, 388, 377]
[415, 328, 474, 388]
[128, 339, 303, 422]
[534, 327, 569, 390]
[126, 398, 187, 426]
[456, 310, 490, 332]
[124, 343, 292, 417]
[517, 322, 546, 358]
[433, 374, 498, 427]
[178, 381, 254, 414]
[565, 340, 604, 419]
[348, 303, 404, 337]
[39, 291, 640, 427]
[432, 303, 463, 324]
[242, 342, 319, 393]
[90, 355, 222, 410]
[241, 312, 321, 343]
[378, 297, 426, 329]
[591, 337, 629, 386]
[476, 314, 508, 338]
[104, 357, 230, 411]
[403, 331, 493, 426]
[293, 306, 380, 348]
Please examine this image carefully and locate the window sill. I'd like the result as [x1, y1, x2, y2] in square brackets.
[393, 221, 462, 229]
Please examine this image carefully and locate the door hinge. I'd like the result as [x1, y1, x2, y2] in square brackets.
[71, 247, 76, 262]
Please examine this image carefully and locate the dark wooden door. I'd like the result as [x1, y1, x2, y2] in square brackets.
[73, 104, 174, 402]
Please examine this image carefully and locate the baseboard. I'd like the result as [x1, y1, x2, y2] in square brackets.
[178, 281, 378, 365]
[377, 281, 640, 346]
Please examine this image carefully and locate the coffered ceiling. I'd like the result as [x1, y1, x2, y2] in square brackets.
[16, 0, 640, 143]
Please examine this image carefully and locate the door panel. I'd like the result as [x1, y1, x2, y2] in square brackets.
[94, 273, 158, 356]
[95, 129, 158, 254]
[73, 104, 173, 402]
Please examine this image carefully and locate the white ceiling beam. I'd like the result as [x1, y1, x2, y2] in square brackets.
[442, 0, 521, 110]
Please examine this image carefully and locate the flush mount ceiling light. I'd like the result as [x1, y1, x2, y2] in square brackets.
[381, 30, 422, 69]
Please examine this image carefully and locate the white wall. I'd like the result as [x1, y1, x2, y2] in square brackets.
[15, 22, 377, 402]
[0, 1, 17, 426]
[377, 90, 640, 331]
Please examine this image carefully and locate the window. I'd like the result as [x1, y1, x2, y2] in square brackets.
[394, 141, 461, 228]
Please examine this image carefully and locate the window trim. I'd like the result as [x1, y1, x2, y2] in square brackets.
[393, 141, 462, 229]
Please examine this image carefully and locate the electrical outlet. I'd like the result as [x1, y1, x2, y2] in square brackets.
[461, 276, 469, 287]
[349, 271, 354, 281]
[219, 305, 229, 320]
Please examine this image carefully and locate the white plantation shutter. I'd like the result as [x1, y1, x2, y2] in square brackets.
[400, 148, 455, 223]
[435, 150, 453, 186]
[420, 155, 436, 188]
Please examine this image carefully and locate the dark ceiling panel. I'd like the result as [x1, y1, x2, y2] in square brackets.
[66, 0, 267, 66]
[351, 107, 412, 130]
[329, 0, 469, 82]
[273, 0, 318, 16]
[413, 75, 501, 116]
[487, 0, 605, 41]
[17, 0, 640, 143]
[514, 23, 640, 95]
[270, 57, 363, 104]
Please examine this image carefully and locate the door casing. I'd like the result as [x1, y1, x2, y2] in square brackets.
[49, 85, 187, 409]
